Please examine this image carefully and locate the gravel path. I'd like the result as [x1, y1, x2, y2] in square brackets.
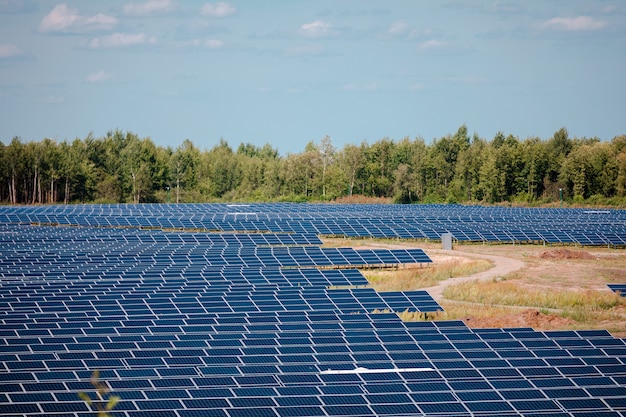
[423, 249, 527, 301]
[341, 239, 527, 302]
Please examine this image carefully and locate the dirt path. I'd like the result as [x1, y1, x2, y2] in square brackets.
[335, 239, 527, 302]
[423, 249, 526, 300]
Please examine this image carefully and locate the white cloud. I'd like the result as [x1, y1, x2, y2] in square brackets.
[299, 20, 337, 38]
[417, 39, 448, 51]
[38, 4, 118, 33]
[200, 2, 236, 17]
[0, 44, 23, 58]
[387, 20, 409, 36]
[172, 38, 223, 49]
[203, 39, 223, 49]
[124, 0, 176, 16]
[86, 70, 114, 83]
[169, 38, 224, 50]
[88, 33, 157, 49]
[409, 83, 423, 91]
[542, 16, 607, 31]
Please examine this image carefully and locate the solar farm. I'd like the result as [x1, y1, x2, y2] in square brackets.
[1, 203, 625, 417]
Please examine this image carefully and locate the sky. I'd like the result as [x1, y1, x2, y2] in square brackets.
[0, 0, 625, 154]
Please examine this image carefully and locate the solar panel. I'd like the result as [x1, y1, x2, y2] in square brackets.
[1, 204, 626, 417]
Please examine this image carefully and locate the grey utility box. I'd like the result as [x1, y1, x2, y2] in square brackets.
[441, 233, 453, 250]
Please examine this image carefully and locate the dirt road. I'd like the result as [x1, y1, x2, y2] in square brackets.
[423, 248, 526, 300]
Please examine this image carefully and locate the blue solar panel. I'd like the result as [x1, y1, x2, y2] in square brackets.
[1, 204, 626, 417]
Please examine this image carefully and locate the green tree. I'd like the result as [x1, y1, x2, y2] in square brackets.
[121, 133, 158, 203]
[364, 138, 395, 197]
[338, 142, 366, 197]
[393, 163, 414, 203]
[520, 137, 549, 201]
[452, 135, 487, 201]
[170, 139, 200, 203]
[477, 147, 505, 203]
[6, 137, 24, 204]
[40, 138, 62, 203]
[201, 139, 240, 198]
[318, 135, 336, 199]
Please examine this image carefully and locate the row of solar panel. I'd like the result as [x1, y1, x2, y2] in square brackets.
[0, 268, 369, 289]
[2, 202, 625, 218]
[1, 211, 625, 417]
[0, 225, 323, 247]
[1, 344, 623, 372]
[1, 319, 623, 362]
[0, 391, 623, 417]
[2, 202, 625, 246]
[4, 215, 625, 246]
[1, 247, 431, 272]
[7, 212, 626, 234]
[0, 290, 440, 317]
[608, 284, 626, 297]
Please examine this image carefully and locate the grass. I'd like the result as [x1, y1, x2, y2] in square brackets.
[442, 280, 625, 311]
[398, 304, 517, 322]
[363, 258, 492, 292]
[324, 237, 626, 336]
[438, 279, 626, 333]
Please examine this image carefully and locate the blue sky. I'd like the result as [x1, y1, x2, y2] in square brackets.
[1, 1, 624, 154]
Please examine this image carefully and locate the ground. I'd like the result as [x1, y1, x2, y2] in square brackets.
[325, 238, 626, 337]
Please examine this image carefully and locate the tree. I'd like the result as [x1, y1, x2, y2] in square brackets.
[318, 135, 336, 199]
[453, 135, 487, 201]
[170, 139, 200, 203]
[364, 138, 395, 197]
[5, 137, 24, 204]
[393, 163, 414, 203]
[561, 143, 618, 199]
[477, 147, 505, 203]
[201, 139, 240, 198]
[338, 142, 366, 197]
[40, 138, 61, 203]
[121, 133, 157, 204]
[282, 148, 317, 197]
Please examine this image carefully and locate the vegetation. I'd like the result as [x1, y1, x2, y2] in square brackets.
[2, 126, 626, 205]
[363, 258, 492, 292]
[78, 370, 120, 417]
[442, 280, 625, 313]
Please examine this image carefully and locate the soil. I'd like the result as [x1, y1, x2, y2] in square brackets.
[328, 238, 626, 336]
[539, 248, 598, 260]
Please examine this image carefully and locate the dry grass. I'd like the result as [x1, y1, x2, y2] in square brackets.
[399, 304, 518, 322]
[323, 237, 626, 336]
[442, 280, 625, 311]
[363, 259, 492, 292]
[438, 276, 626, 334]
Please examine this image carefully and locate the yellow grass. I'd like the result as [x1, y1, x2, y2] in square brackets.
[441, 280, 626, 328]
[364, 259, 492, 292]
[442, 280, 625, 310]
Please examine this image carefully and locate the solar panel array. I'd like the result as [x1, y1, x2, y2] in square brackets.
[608, 284, 626, 298]
[1, 203, 625, 246]
[1, 203, 626, 417]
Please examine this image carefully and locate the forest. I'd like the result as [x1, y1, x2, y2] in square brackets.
[2, 126, 626, 206]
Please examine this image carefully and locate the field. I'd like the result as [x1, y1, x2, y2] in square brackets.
[2, 203, 626, 417]
[338, 238, 626, 337]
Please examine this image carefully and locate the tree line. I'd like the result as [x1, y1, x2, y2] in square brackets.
[2, 126, 626, 205]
